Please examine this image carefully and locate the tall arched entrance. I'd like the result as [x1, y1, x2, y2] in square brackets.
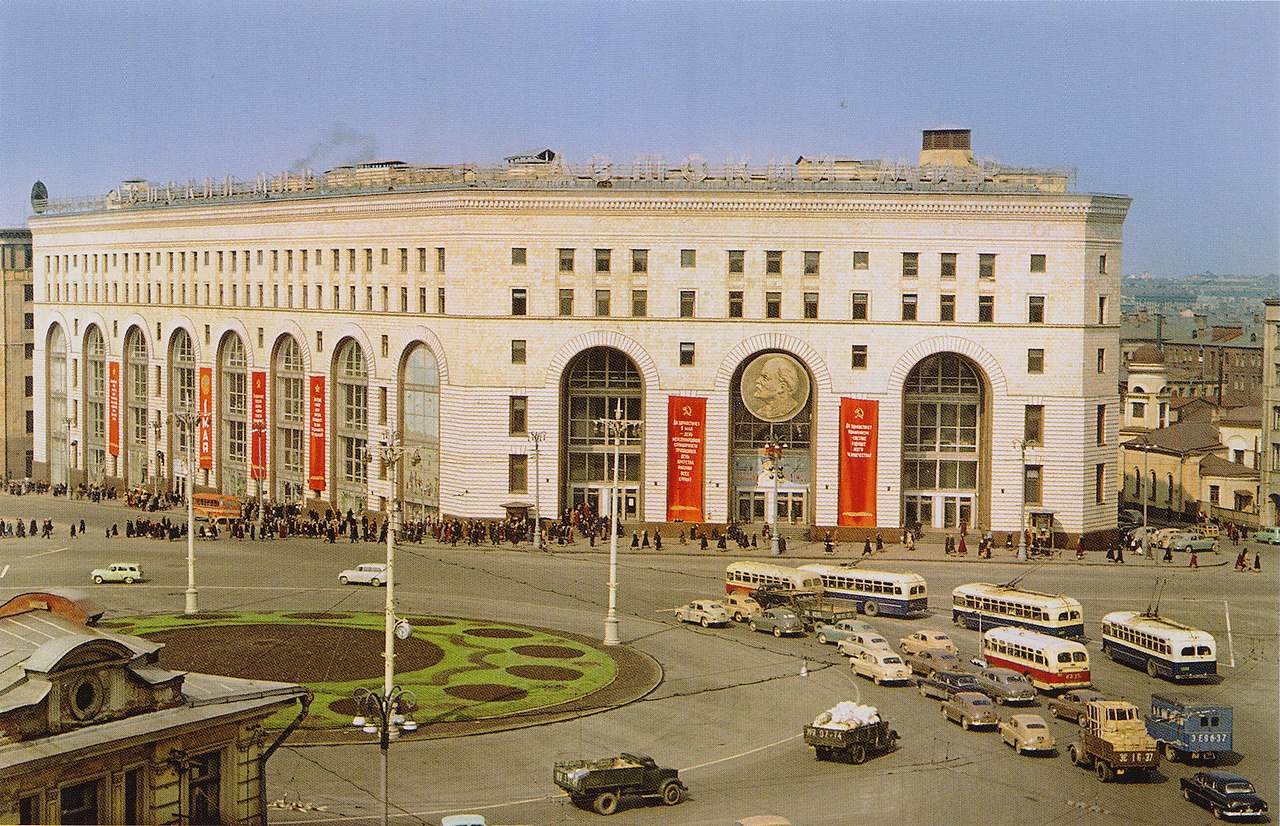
[83, 326, 107, 485]
[900, 352, 988, 532]
[560, 347, 643, 521]
[399, 343, 440, 520]
[47, 325, 68, 486]
[333, 339, 369, 514]
[272, 335, 308, 504]
[729, 351, 815, 531]
[218, 333, 249, 499]
[123, 327, 149, 488]
[169, 329, 197, 496]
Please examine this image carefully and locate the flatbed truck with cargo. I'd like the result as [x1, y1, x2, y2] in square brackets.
[553, 753, 685, 815]
[1067, 700, 1160, 782]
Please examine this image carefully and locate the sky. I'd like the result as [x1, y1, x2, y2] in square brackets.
[1, 1, 1277, 278]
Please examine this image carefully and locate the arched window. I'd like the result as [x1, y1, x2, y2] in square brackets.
[169, 329, 196, 494]
[334, 340, 368, 513]
[273, 336, 307, 503]
[1166, 473, 1174, 506]
[124, 328, 150, 487]
[562, 348, 643, 520]
[47, 325, 68, 485]
[220, 335, 248, 498]
[84, 327, 107, 484]
[1149, 469, 1157, 502]
[400, 344, 440, 519]
[902, 353, 982, 531]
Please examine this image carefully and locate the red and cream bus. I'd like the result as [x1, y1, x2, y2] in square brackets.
[725, 562, 823, 599]
[980, 626, 1091, 691]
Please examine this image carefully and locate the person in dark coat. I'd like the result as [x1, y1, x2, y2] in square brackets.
[863, 539, 872, 556]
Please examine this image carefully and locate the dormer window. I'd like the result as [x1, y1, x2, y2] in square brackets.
[69, 674, 104, 720]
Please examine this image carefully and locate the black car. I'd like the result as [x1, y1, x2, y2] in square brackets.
[917, 670, 978, 701]
[1180, 771, 1268, 820]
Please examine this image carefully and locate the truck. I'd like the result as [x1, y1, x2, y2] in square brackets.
[1145, 694, 1232, 764]
[803, 702, 899, 764]
[1066, 700, 1160, 782]
[792, 596, 861, 631]
[552, 753, 685, 815]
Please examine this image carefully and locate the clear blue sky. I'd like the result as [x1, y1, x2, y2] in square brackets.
[2, 1, 1276, 278]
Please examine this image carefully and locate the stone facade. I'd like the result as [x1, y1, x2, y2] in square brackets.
[0, 230, 33, 481]
[1262, 299, 1280, 526]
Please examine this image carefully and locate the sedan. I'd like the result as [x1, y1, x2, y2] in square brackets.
[814, 618, 877, 645]
[904, 647, 963, 677]
[674, 600, 730, 627]
[918, 670, 979, 700]
[942, 691, 1000, 730]
[899, 629, 958, 656]
[973, 667, 1038, 705]
[1168, 533, 1218, 553]
[1180, 771, 1269, 820]
[849, 649, 914, 685]
[836, 631, 894, 657]
[999, 714, 1057, 755]
[1047, 688, 1108, 725]
[90, 562, 145, 584]
[722, 593, 762, 622]
[748, 608, 805, 637]
[339, 563, 388, 586]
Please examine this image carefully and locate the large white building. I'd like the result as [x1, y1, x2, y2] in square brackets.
[29, 129, 1130, 545]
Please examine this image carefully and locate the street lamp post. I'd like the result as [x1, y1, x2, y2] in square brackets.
[351, 685, 418, 826]
[171, 395, 201, 614]
[151, 413, 164, 494]
[1014, 438, 1030, 563]
[594, 401, 642, 647]
[251, 420, 267, 538]
[763, 435, 786, 556]
[63, 416, 75, 489]
[529, 431, 546, 551]
[1141, 434, 1151, 559]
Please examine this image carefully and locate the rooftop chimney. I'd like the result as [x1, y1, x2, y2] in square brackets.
[920, 128, 975, 167]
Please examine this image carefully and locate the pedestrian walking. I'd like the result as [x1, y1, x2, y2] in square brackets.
[863, 538, 872, 556]
[1115, 547, 1124, 564]
[1252, 551, 1261, 572]
[654, 532, 662, 551]
[1189, 550, 1199, 570]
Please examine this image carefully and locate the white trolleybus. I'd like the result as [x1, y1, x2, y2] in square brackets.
[980, 626, 1091, 691]
[952, 582, 1085, 638]
[1099, 610, 1217, 681]
[725, 562, 823, 599]
[797, 563, 928, 618]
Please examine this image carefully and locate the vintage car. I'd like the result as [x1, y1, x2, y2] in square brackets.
[748, 608, 805, 637]
[918, 670, 979, 700]
[1179, 771, 1269, 820]
[814, 618, 877, 645]
[1252, 526, 1280, 545]
[836, 631, 894, 657]
[849, 648, 914, 685]
[1168, 533, 1219, 553]
[1047, 688, 1108, 725]
[90, 562, 145, 584]
[904, 647, 963, 677]
[942, 691, 1000, 730]
[722, 593, 762, 622]
[999, 714, 1057, 755]
[338, 563, 388, 586]
[973, 667, 1038, 705]
[674, 600, 730, 627]
[899, 629, 959, 656]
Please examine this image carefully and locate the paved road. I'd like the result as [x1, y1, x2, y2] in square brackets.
[3, 492, 1276, 826]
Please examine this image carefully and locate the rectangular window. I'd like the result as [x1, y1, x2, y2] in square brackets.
[509, 454, 528, 493]
[940, 294, 956, 322]
[1131, 400, 1145, 419]
[437, 286, 445, 314]
[902, 252, 919, 278]
[978, 295, 994, 323]
[509, 396, 528, 436]
[803, 292, 819, 319]
[380, 248, 389, 266]
[25, 410, 33, 433]
[1028, 295, 1045, 324]
[511, 247, 527, 266]
[1208, 484, 1220, 505]
[1096, 404, 1107, 444]
[333, 285, 341, 309]
[511, 339, 527, 364]
[852, 250, 869, 270]
[728, 290, 744, 318]
[1027, 349, 1045, 373]
[901, 293, 918, 321]
[851, 292, 868, 320]
[595, 248, 611, 273]
[1098, 254, 1107, 274]
[511, 288, 527, 316]
[334, 248, 341, 271]
[728, 249, 745, 274]
[1097, 295, 1107, 324]
[24, 376, 32, 397]
[399, 248, 408, 272]
[679, 290, 696, 318]
[400, 286, 407, 312]
[679, 342, 695, 366]
[418, 286, 427, 313]
[1025, 404, 1044, 444]
[1097, 348, 1107, 373]
[1096, 463, 1107, 505]
[631, 289, 647, 317]
[765, 291, 782, 318]
[979, 253, 996, 280]
[23, 312, 33, 330]
[851, 344, 868, 369]
[940, 252, 957, 279]
[680, 248, 696, 268]
[188, 750, 221, 826]
[558, 288, 574, 316]
[19, 792, 41, 824]
[765, 250, 782, 274]
[595, 289, 611, 316]
[803, 251, 820, 275]
[1024, 465, 1043, 505]
[631, 249, 648, 273]
[364, 248, 373, 271]
[60, 777, 102, 824]
[436, 247, 445, 271]
[558, 248, 575, 272]
[1030, 253, 1046, 273]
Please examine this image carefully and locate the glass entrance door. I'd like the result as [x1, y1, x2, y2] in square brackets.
[777, 491, 807, 524]
[942, 495, 973, 530]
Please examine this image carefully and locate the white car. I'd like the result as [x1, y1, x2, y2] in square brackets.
[91, 562, 145, 584]
[837, 631, 894, 657]
[722, 593, 762, 622]
[899, 629, 959, 656]
[849, 648, 914, 685]
[339, 563, 388, 586]
[674, 600, 730, 627]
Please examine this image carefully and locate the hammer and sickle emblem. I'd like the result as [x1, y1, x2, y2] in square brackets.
[682, 405, 692, 416]
[854, 407, 865, 419]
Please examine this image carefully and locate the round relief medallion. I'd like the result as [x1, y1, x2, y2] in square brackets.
[740, 353, 810, 423]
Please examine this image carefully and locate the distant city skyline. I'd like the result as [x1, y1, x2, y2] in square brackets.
[1, 1, 1276, 278]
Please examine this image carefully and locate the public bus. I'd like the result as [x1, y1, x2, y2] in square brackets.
[797, 563, 928, 618]
[980, 626, 1092, 691]
[1099, 610, 1217, 681]
[192, 493, 242, 527]
[951, 582, 1085, 638]
[725, 562, 823, 599]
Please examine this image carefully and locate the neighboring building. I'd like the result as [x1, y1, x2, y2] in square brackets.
[29, 128, 1131, 545]
[1262, 298, 1280, 527]
[1120, 309, 1265, 401]
[0, 589, 306, 825]
[0, 229, 34, 481]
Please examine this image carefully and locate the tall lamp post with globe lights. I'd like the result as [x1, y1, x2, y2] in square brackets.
[529, 430, 546, 550]
[594, 401, 642, 646]
[170, 392, 203, 613]
[763, 436, 787, 556]
[1014, 438, 1031, 563]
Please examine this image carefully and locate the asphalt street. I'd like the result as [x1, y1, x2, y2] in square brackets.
[3, 492, 1276, 826]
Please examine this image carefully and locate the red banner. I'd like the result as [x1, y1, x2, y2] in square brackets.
[838, 398, 878, 527]
[107, 361, 120, 457]
[250, 370, 267, 480]
[308, 375, 326, 491]
[198, 367, 213, 470]
[666, 396, 706, 522]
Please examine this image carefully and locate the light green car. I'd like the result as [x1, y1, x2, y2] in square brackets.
[814, 619, 877, 645]
[91, 562, 144, 584]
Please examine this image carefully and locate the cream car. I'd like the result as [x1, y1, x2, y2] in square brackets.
[674, 600, 730, 627]
[836, 631, 894, 657]
[849, 648, 914, 685]
[999, 713, 1057, 755]
[899, 629, 959, 656]
[722, 593, 762, 622]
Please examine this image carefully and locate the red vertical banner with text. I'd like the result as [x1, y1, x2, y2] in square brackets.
[308, 376, 326, 491]
[198, 367, 213, 469]
[107, 361, 120, 457]
[666, 396, 706, 522]
[250, 370, 267, 480]
[838, 397, 879, 527]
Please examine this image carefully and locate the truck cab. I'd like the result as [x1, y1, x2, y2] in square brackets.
[1145, 694, 1232, 763]
[1068, 700, 1160, 782]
